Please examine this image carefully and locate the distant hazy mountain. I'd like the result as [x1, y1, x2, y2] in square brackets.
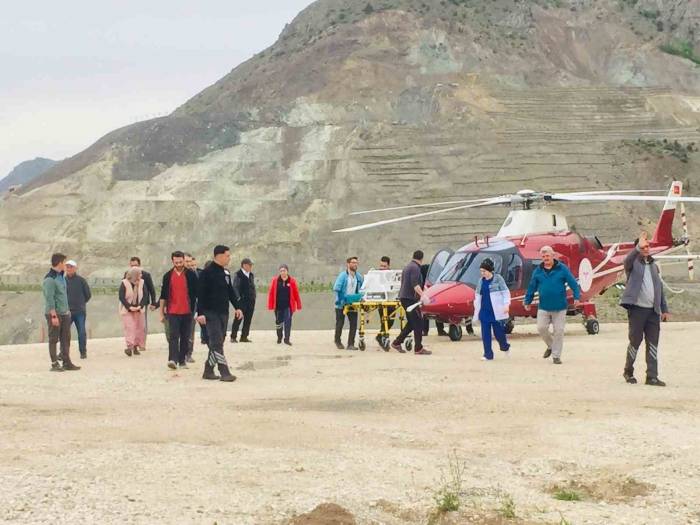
[0, 157, 57, 192]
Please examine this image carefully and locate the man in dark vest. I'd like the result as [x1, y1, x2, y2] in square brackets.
[230, 258, 256, 343]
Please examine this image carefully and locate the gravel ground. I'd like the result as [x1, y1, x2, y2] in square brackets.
[1, 323, 699, 524]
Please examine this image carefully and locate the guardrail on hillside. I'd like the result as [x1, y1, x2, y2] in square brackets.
[0, 273, 334, 293]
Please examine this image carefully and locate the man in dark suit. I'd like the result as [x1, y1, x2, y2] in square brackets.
[230, 257, 256, 343]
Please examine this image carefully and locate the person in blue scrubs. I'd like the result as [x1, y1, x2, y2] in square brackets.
[473, 258, 511, 360]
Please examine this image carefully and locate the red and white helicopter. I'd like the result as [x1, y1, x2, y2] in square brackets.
[335, 181, 700, 339]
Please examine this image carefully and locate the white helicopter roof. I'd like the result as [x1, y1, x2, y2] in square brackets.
[497, 209, 569, 237]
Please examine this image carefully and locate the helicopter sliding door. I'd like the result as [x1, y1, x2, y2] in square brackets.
[426, 248, 454, 287]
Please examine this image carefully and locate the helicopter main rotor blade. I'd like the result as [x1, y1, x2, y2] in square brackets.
[349, 197, 499, 216]
[548, 194, 700, 203]
[333, 197, 510, 233]
[564, 189, 666, 195]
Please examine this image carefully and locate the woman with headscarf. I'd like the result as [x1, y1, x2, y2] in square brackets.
[267, 264, 302, 345]
[119, 266, 149, 356]
[473, 258, 511, 361]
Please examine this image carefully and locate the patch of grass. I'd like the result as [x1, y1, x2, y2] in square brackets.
[553, 489, 582, 501]
[498, 492, 517, 519]
[659, 40, 700, 65]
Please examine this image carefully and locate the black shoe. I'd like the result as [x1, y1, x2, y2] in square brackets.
[278, 339, 282, 344]
[167, 361, 177, 370]
[543, 348, 552, 359]
[240, 337, 252, 343]
[437, 331, 449, 337]
[50, 361, 64, 372]
[230, 337, 237, 343]
[63, 361, 81, 371]
[132, 348, 141, 356]
[80, 352, 87, 359]
[645, 377, 666, 387]
[202, 369, 220, 380]
[284, 340, 292, 346]
[346, 345, 358, 351]
[552, 357, 562, 365]
[623, 373, 637, 384]
[125, 348, 132, 357]
[186, 355, 195, 363]
[335, 341, 344, 350]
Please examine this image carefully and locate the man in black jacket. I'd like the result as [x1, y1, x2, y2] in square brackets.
[65, 260, 92, 359]
[159, 251, 199, 370]
[128, 256, 159, 349]
[196, 245, 243, 382]
[230, 257, 256, 343]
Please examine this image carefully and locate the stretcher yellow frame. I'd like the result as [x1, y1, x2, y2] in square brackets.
[343, 300, 408, 351]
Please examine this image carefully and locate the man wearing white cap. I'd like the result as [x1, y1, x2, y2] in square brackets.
[66, 260, 92, 359]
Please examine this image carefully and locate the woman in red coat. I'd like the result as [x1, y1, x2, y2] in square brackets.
[267, 264, 302, 345]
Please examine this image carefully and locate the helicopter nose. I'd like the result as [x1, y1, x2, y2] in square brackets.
[422, 282, 475, 319]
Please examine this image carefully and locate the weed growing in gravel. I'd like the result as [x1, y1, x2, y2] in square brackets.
[431, 450, 466, 515]
[558, 511, 573, 525]
[554, 489, 582, 501]
[498, 492, 517, 518]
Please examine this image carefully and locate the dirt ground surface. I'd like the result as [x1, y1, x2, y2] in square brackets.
[1, 323, 699, 525]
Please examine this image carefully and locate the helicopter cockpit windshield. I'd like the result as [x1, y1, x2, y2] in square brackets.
[437, 245, 524, 290]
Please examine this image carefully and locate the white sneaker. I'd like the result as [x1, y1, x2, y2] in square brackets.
[179, 362, 189, 369]
[481, 357, 492, 361]
[167, 361, 177, 370]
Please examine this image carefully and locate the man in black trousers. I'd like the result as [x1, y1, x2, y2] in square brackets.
[620, 231, 670, 386]
[391, 250, 432, 355]
[159, 251, 198, 370]
[196, 245, 244, 382]
[230, 257, 256, 343]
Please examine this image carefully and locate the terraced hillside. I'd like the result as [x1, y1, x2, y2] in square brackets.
[2, 0, 700, 281]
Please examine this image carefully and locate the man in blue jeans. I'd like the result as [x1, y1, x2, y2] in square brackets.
[65, 260, 92, 359]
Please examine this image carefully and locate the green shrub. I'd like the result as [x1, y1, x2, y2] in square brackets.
[659, 40, 700, 65]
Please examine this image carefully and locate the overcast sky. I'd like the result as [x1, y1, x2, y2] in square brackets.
[0, 0, 314, 178]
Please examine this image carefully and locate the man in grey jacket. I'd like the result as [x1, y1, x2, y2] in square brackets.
[620, 231, 670, 386]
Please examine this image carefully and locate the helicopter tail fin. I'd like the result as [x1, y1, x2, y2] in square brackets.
[652, 180, 682, 245]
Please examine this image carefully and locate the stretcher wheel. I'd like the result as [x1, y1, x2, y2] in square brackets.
[448, 324, 463, 341]
[405, 339, 413, 352]
[359, 339, 366, 351]
[379, 335, 390, 351]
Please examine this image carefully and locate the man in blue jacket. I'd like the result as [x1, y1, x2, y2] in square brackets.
[524, 246, 581, 364]
[333, 256, 364, 350]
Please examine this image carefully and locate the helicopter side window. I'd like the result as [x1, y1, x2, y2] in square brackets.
[439, 252, 471, 282]
[503, 253, 524, 290]
[457, 253, 503, 287]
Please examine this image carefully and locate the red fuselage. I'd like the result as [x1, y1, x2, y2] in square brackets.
[421, 232, 672, 324]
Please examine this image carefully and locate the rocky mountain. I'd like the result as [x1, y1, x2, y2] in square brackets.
[0, 157, 57, 193]
[3, 0, 700, 281]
